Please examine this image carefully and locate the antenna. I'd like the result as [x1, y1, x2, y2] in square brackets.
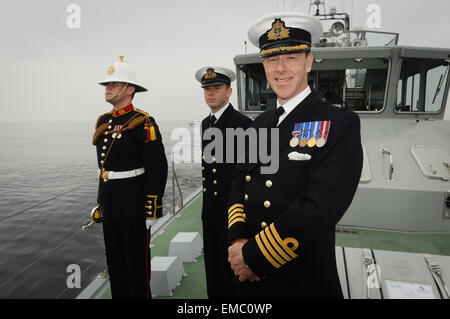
[291, 0, 298, 11]
[276, 0, 287, 11]
[276, 0, 299, 12]
[309, 0, 326, 15]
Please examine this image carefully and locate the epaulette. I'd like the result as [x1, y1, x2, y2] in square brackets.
[134, 109, 158, 142]
[95, 111, 112, 129]
[135, 108, 150, 118]
[143, 117, 158, 142]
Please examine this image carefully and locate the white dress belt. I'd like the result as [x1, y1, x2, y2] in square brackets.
[98, 167, 145, 180]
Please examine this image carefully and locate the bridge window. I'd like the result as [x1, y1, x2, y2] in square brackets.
[395, 58, 449, 113]
[237, 63, 276, 112]
[310, 58, 389, 112]
[237, 58, 389, 113]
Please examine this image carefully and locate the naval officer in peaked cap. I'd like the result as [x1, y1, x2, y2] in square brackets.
[195, 66, 253, 299]
[227, 12, 363, 298]
[92, 55, 168, 299]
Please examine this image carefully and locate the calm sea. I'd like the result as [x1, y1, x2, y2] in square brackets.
[0, 119, 202, 299]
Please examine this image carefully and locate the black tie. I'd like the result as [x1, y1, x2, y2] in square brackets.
[210, 115, 217, 127]
[271, 107, 285, 127]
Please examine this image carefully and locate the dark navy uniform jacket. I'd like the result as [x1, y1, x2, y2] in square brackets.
[227, 90, 363, 298]
[200, 103, 252, 299]
[201, 104, 253, 223]
[94, 104, 168, 222]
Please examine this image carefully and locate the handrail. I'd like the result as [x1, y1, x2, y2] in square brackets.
[169, 155, 184, 214]
[381, 148, 394, 182]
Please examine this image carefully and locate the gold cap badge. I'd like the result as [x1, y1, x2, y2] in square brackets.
[204, 68, 217, 80]
[119, 54, 124, 62]
[106, 65, 115, 75]
[267, 19, 290, 41]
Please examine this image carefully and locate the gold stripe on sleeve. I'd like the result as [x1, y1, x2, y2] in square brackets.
[259, 229, 286, 266]
[255, 233, 281, 269]
[228, 207, 244, 218]
[228, 203, 244, 213]
[269, 224, 298, 259]
[228, 217, 246, 229]
[264, 227, 292, 263]
[228, 212, 246, 224]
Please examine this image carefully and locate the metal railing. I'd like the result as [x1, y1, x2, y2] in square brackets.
[169, 155, 183, 214]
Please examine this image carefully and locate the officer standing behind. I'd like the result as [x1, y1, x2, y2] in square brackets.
[227, 13, 363, 298]
[195, 66, 253, 299]
[92, 55, 168, 299]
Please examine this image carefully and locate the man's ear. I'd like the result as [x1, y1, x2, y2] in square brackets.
[305, 52, 313, 73]
[227, 86, 232, 98]
[127, 85, 136, 96]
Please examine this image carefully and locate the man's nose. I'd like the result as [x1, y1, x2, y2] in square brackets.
[275, 59, 287, 72]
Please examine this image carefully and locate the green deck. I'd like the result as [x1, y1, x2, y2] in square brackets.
[100, 193, 450, 299]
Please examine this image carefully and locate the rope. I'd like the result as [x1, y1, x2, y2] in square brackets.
[106, 83, 128, 104]
[92, 114, 146, 145]
[95, 113, 142, 204]
[92, 122, 110, 145]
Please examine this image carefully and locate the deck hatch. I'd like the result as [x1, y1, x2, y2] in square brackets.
[410, 145, 450, 180]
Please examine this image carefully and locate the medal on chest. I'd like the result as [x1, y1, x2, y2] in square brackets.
[289, 122, 302, 147]
[291, 121, 331, 148]
[316, 121, 331, 148]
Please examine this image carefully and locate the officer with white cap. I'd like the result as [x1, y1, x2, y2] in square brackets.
[99, 54, 148, 96]
[247, 12, 323, 58]
[195, 66, 252, 299]
[92, 55, 168, 299]
[227, 13, 363, 298]
[195, 66, 236, 88]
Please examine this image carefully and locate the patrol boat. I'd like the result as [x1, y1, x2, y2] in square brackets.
[79, 6, 450, 299]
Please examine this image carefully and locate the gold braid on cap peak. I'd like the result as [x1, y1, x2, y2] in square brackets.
[260, 44, 309, 57]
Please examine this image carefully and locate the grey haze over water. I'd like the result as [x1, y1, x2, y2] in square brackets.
[0, 120, 201, 298]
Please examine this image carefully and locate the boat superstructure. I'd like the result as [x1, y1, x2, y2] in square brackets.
[233, 8, 450, 233]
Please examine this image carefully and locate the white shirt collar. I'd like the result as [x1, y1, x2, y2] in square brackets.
[276, 86, 311, 126]
[210, 103, 230, 122]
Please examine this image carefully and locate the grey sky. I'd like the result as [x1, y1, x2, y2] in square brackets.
[1, 0, 450, 123]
